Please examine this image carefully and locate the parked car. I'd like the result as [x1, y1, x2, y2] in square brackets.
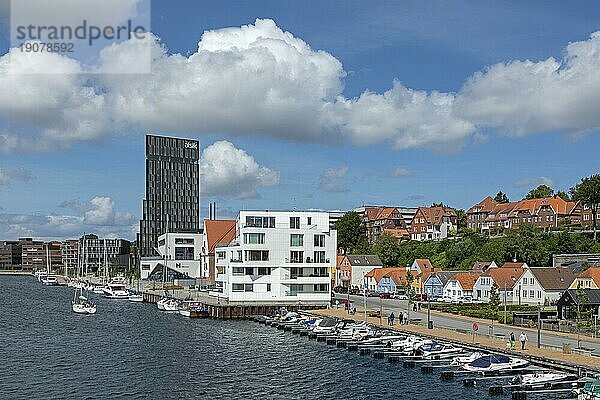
[379, 292, 391, 299]
[333, 286, 348, 294]
[454, 296, 473, 304]
[392, 293, 408, 300]
[415, 293, 428, 302]
[348, 288, 359, 295]
[367, 290, 380, 297]
[440, 296, 453, 303]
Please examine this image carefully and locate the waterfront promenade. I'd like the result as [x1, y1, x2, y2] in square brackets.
[317, 307, 600, 371]
[336, 294, 600, 354]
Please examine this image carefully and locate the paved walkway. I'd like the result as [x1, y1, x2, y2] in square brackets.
[335, 295, 600, 353]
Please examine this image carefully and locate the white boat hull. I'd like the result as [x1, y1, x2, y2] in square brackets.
[128, 295, 144, 302]
[72, 303, 97, 314]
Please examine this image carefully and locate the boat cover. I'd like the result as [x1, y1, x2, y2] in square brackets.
[469, 354, 510, 368]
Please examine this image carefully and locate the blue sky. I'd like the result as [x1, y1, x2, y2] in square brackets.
[0, 1, 599, 240]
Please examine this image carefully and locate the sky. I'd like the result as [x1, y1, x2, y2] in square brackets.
[0, 0, 599, 241]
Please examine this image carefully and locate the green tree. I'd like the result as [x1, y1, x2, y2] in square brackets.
[335, 212, 365, 252]
[525, 184, 554, 200]
[404, 271, 416, 320]
[505, 224, 551, 267]
[455, 209, 467, 229]
[372, 233, 399, 266]
[494, 191, 509, 203]
[431, 202, 445, 207]
[574, 289, 593, 345]
[571, 174, 600, 241]
[489, 283, 501, 309]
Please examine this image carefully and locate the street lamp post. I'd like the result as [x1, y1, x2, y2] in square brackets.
[537, 302, 541, 349]
[503, 281, 507, 324]
[427, 290, 431, 329]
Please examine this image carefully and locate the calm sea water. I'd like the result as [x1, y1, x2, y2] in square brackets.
[1, 276, 494, 400]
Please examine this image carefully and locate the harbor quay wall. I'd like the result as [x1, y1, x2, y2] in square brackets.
[141, 289, 327, 320]
[306, 308, 600, 376]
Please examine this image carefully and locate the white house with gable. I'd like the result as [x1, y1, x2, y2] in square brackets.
[214, 211, 337, 305]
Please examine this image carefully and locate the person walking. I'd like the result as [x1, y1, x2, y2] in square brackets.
[510, 332, 516, 349]
[519, 332, 528, 350]
[398, 311, 404, 325]
[390, 312, 395, 326]
[403, 311, 408, 325]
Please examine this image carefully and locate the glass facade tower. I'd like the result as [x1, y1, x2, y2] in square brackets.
[138, 134, 200, 257]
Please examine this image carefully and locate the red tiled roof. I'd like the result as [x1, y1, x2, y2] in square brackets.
[578, 267, 600, 287]
[415, 258, 434, 271]
[484, 267, 525, 289]
[365, 267, 390, 282]
[204, 220, 236, 253]
[467, 196, 498, 214]
[501, 262, 527, 269]
[375, 207, 397, 220]
[416, 206, 457, 226]
[451, 272, 480, 291]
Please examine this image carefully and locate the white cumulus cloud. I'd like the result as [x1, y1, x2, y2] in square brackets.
[319, 166, 350, 193]
[513, 176, 554, 188]
[391, 166, 415, 177]
[455, 32, 600, 136]
[200, 140, 280, 199]
[0, 166, 33, 185]
[1, 20, 600, 153]
[0, 196, 136, 240]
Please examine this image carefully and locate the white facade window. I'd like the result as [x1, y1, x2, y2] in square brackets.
[314, 234, 325, 247]
[523, 290, 527, 298]
[290, 217, 300, 229]
[290, 250, 304, 263]
[290, 234, 304, 247]
[314, 251, 326, 263]
[244, 233, 265, 244]
[529, 290, 534, 298]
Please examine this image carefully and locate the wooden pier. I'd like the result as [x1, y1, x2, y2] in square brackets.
[141, 290, 325, 319]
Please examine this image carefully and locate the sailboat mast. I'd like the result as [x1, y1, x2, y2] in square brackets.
[163, 215, 169, 289]
[46, 243, 50, 274]
[103, 238, 107, 284]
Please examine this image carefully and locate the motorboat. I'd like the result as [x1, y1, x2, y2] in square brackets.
[416, 342, 464, 359]
[450, 351, 486, 366]
[578, 380, 600, 400]
[312, 318, 338, 334]
[93, 285, 108, 294]
[360, 335, 404, 346]
[157, 297, 179, 311]
[462, 354, 528, 373]
[162, 299, 180, 311]
[102, 282, 129, 299]
[390, 335, 432, 354]
[41, 274, 58, 286]
[179, 303, 210, 318]
[337, 325, 373, 341]
[128, 290, 144, 302]
[157, 297, 168, 310]
[511, 372, 576, 386]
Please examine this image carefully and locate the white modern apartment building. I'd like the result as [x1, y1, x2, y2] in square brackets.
[140, 232, 203, 280]
[214, 211, 337, 305]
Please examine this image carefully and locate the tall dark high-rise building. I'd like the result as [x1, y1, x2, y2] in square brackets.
[139, 134, 200, 257]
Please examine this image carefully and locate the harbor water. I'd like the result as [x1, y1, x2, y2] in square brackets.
[2, 276, 493, 399]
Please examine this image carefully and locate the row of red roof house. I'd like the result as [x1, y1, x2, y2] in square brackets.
[335, 255, 600, 307]
[466, 195, 597, 233]
[357, 206, 457, 244]
[354, 195, 598, 246]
